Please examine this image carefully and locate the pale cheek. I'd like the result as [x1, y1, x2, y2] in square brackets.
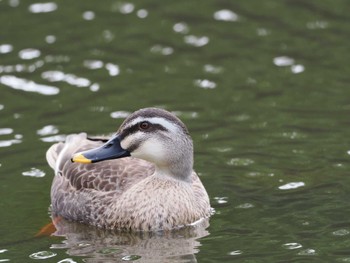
[132, 139, 167, 165]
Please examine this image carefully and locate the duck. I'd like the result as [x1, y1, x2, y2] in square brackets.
[46, 107, 211, 231]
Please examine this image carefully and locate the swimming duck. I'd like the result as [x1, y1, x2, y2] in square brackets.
[46, 108, 211, 231]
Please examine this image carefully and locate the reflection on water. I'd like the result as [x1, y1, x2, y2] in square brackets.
[49, 217, 209, 263]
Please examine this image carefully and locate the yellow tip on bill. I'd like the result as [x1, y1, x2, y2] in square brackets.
[72, 153, 92, 164]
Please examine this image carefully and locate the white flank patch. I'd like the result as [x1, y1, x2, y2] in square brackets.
[128, 117, 179, 133]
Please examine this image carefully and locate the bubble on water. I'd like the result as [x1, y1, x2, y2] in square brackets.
[0, 44, 13, 54]
[278, 182, 305, 190]
[110, 111, 131, 119]
[137, 9, 148, 18]
[18, 48, 41, 60]
[282, 242, 302, 250]
[150, 45, 174, 56]
[194, 79, 216, 89]
[273, 56, 295, 67]
[332, 229, 350, 236]
[82, 11, 95, 20]
[214, 9, 239, 22]
[122, 255, 141, 261]
[0, 128, 13, 135]
[0, 75, 59, 95]
[173, 22, 189, 34]
[28, 2, 58, 13]
[29, 251, 57, 259]
[22, 168, 45, 178]
[227, 158, 254, 166]
[37, 125, 58, 136]
[184, 35, 209, 47]
[297, 248, 316, 256]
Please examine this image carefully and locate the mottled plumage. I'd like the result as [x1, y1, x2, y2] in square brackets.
[47, 108, 211, 231]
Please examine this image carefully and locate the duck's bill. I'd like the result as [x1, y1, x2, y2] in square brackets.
[71, 135, 130, 164]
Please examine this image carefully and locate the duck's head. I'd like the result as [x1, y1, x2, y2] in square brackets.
[72, 108, 194, 180]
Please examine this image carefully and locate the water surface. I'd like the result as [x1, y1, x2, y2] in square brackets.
[1, 0, 350, 262]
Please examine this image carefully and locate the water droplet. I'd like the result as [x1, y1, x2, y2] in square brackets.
[227, 158, 254, 166]
[297, 248, 316, 256]
[333, 229, 350, 236]
[282, 243, 302, 250]
[22, 168, 45, 178]
[29, 251, 57, 259]
[18, 48, 41, 60]
[184, 35, 209, 47]
[0, 44, 13, 54]
[110, 111, 130, 119]
[37, 125, 58, 136]
[122, 255, 141, 261]
[173, 22, 189, 34]
[273, 56, 295, 67]
[278, 182, 305, 190]
[82, 11, 95, 20]
[136, 9, 148, 18]
[105, 63, 120, 76]
[194, 79, 216, 89]
[214, 9, 238, 22]
[228, 250, 243, 255]
[28, 3, 58, 13]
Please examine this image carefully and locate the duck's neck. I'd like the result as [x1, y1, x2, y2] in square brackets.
[154, 159, 193, 183]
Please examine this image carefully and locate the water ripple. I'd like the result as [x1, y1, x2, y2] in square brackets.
[22, 168, 45, 178]
[37, 125, 58, 136]
[282, 242, 302, 250]
[136, 9, 148, 19]
[29, 251, 57, 259]
[57, 259, 77, 263]
[194, 79, 216, 89]
[122, 255, 141, 261]
[110, 111, 131, 119]
[82, 11, 95, 21]
[0, 44, 13, 54]
[214, 9, 239, 22]
[28, 3, 58, 13]
[18, 48, 41, 60]
[150, 45, 174, 56]
[105, 63, 120, 76]
[228, 250, 243, 256]
[0, 128, 13, 135]
[184, 35, 209, 47]
[278, 182, 305, 190]
[173, 22, 189, 34]
[40, 134, 66, 142]
[41, 70, 91, 88]
[0, 75, 59, 95]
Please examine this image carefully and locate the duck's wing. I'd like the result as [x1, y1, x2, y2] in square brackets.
[47, 133, 155, 193]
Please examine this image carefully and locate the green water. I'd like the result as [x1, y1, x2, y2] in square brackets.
[1, 0, 350, 262]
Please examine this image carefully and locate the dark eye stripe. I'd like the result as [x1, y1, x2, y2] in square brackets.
[119, 122, 168, 140]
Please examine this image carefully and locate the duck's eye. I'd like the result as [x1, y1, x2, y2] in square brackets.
[139, 121, 150, 130]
